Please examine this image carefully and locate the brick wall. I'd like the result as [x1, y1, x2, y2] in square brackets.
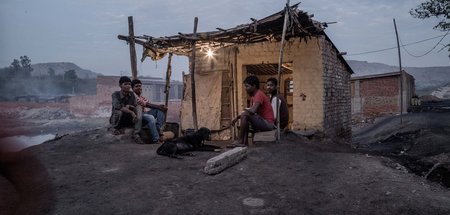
[68, 76, 114, 116]
[68, 95, 99, 116]
[351, 72, 415, 118]
[360, 76, 399, 116]
[287, 38, 326, 131]
[97, 76, 119, 106]
[320, 36, 352, 139]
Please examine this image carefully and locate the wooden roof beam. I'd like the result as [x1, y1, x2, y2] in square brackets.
[216, 27, 227, 32]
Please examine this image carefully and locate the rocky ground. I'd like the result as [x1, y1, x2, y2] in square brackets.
[1, 101, 450, 214]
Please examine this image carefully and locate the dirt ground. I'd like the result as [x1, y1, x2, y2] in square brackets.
[1, 102, 450, 214]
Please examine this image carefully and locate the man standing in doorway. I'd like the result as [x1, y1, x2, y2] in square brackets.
[266, 77, 289, 130]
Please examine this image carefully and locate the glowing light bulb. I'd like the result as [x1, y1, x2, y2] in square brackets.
[206, 49, 214, 58]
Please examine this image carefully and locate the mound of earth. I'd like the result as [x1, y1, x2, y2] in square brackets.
[354, 111, 450, 188]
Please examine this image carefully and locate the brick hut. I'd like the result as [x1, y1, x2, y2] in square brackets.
[118, 4, 354, 140]
[351, 71, 415, 118]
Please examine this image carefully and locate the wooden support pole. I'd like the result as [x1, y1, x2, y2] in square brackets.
[393, 18, 403, 125]
[164, 53, 173, 124]
[233, 47, 239, 139]
[128, 16, 138, 79]
[228, 50, 237, 139]
[276, 0, 290, 141]
[190, 17, 199, 131]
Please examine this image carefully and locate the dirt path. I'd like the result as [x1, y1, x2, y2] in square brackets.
[1, 126, 450, 214]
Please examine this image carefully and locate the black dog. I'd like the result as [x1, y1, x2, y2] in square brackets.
[157, 127, 221, 158]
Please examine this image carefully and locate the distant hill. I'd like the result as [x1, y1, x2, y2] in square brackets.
[31, 62, 99, 79]
[347, 60, 450, 93]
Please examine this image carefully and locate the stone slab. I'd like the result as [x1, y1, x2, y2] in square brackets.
[204, 147, 247, 175]
[253, 130, 276, 142]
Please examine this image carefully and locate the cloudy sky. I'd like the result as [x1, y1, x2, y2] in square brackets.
[1, 0, 449, 80]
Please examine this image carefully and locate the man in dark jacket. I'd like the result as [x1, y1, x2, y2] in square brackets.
[109, 76, 143, 144]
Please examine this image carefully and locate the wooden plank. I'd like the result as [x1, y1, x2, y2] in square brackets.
[276, 0, 290, 141]
[221, 71, 232, 128]
[190, 17, 199, 131]
[128, 16, 138, 79]
[164, 53, 173, 124]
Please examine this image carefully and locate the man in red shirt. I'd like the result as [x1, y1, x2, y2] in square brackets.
[229, 75, 275, 147]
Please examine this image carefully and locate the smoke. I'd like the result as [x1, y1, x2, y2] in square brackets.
[0, 77, 96, 100]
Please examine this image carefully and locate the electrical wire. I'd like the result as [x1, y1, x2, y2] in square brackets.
[347, 33, 449, 56]
[400, 30, 450, 57]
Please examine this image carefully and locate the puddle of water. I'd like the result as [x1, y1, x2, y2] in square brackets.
[0, 134, 55, 152]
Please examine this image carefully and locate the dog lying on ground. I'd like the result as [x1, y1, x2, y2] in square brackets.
[157, 127, 221, 158]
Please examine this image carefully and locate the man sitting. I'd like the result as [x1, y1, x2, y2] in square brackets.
[229, 75, 275, 147]
[266, 77, 289, 130]
[109, 76, 144, 144]
[131, 79, 167, 143]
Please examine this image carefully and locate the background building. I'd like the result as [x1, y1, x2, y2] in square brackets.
[351, 71, 415, 118]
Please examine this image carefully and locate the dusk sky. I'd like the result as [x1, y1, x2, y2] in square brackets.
[1, 0, 449, 81]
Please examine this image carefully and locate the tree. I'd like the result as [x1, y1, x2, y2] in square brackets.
[64, 70, 78, 80]
[48, 67, 56, 78]
[19, 55, 31, 68]
[410, 0, 450, 55]
[19, 55, 33, 78]
[7, 56, 33, 78]
[11, 59, 20, 71]
[6, 59, 21, 78]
